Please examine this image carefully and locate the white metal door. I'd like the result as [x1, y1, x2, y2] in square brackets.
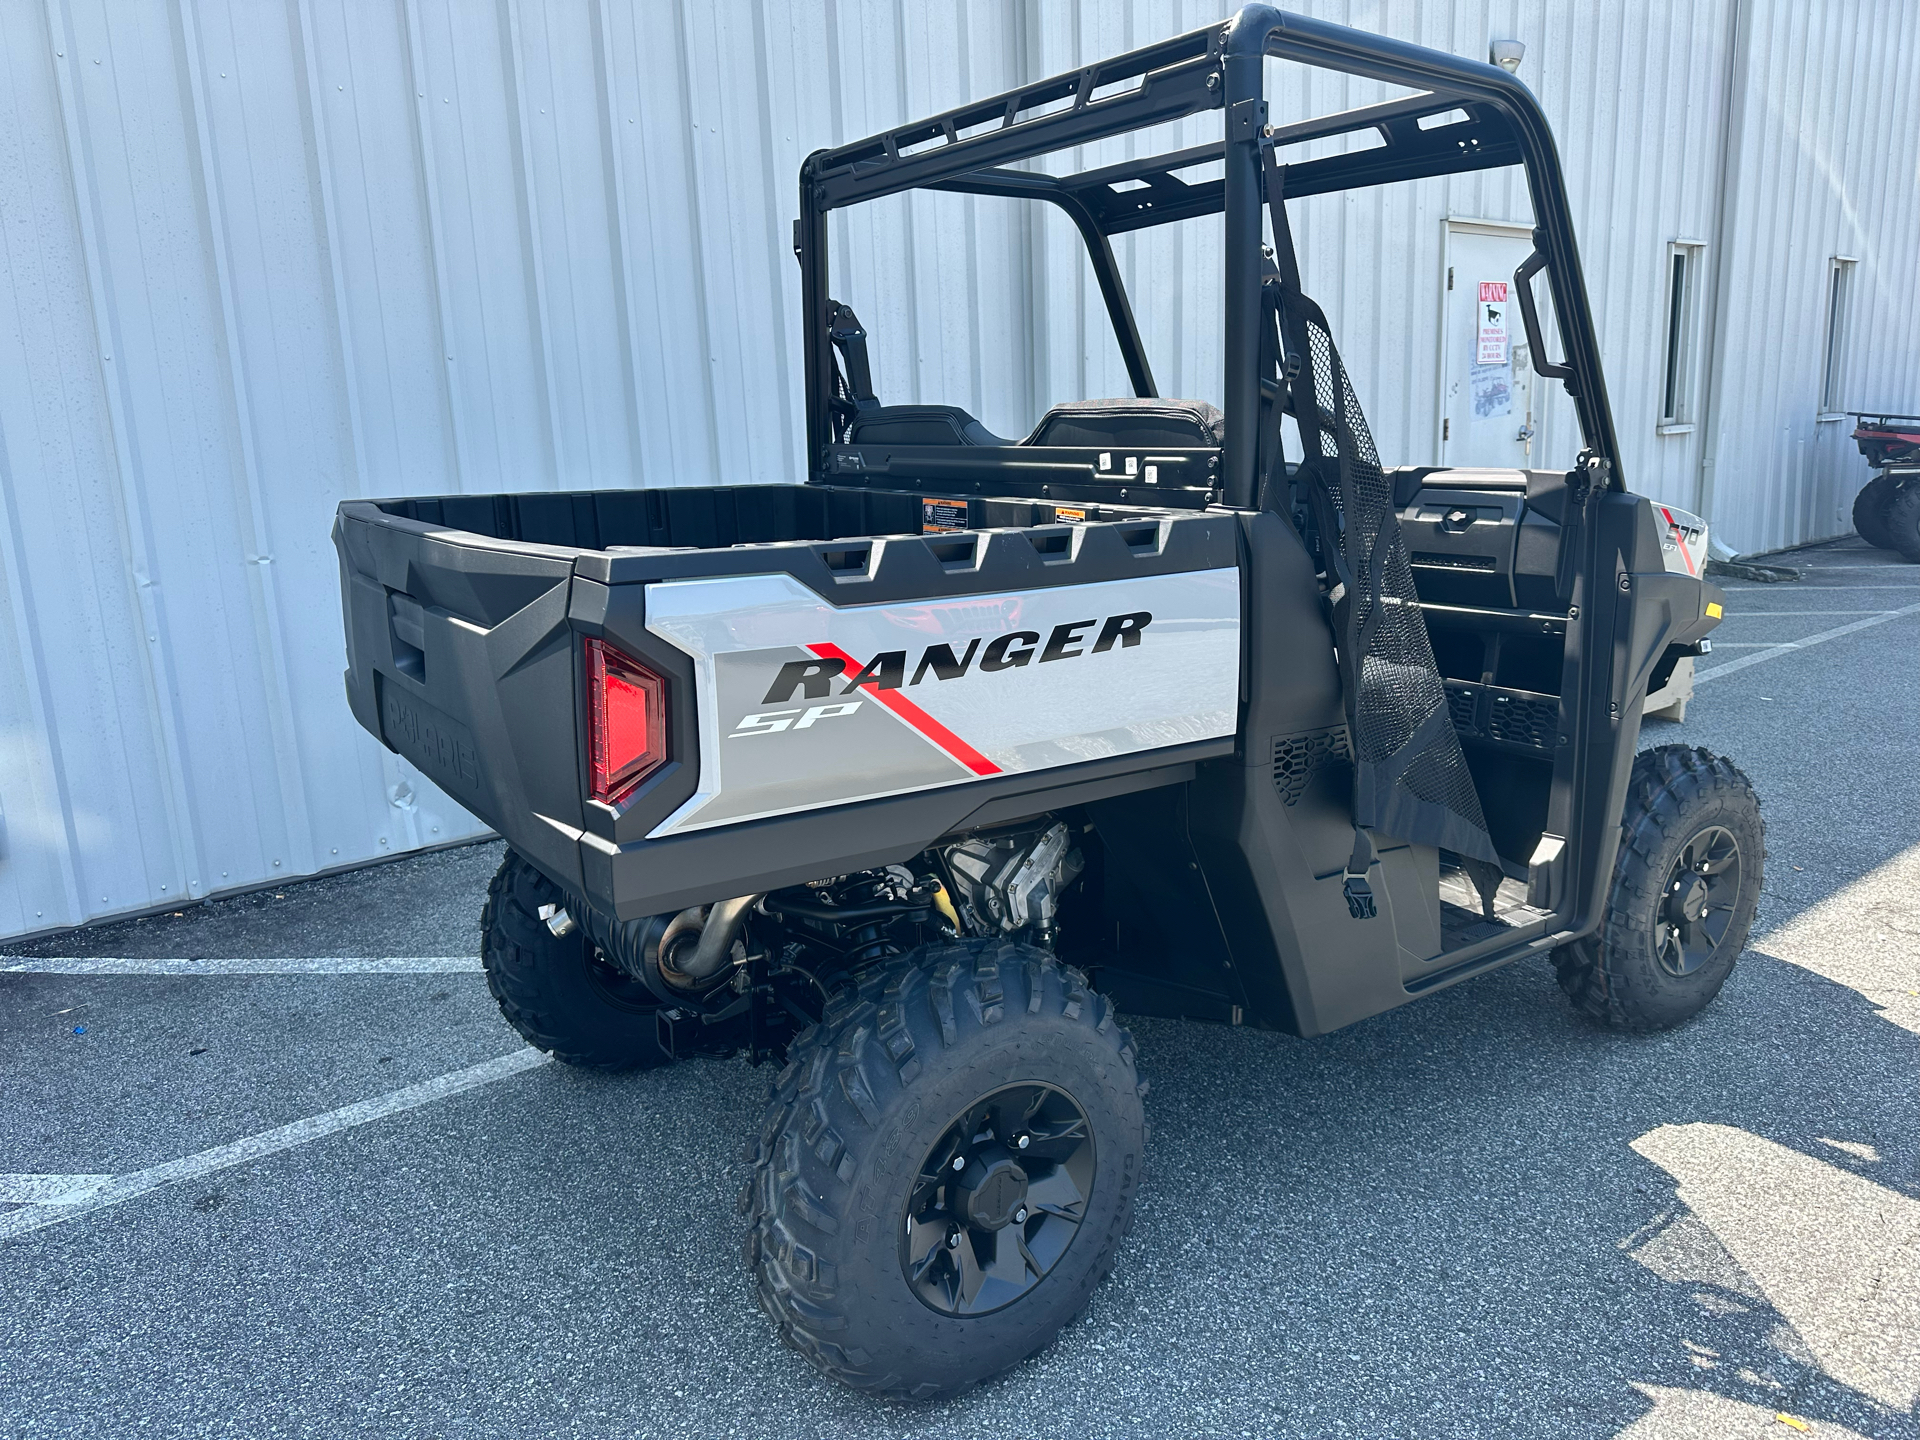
[1440, 226, 1540, 468]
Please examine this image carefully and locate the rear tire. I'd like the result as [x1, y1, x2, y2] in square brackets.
[744, 940, 1146, 1399]
[1553, 746, 1764, 1032]
[481, 850, 670, 1071]
[1853, 472, 1902, 550]
[1880, 476, 1920, 561]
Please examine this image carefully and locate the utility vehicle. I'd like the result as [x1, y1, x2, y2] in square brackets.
[1849, 412, 1920, 560]
[334, 6, 1762, 1398]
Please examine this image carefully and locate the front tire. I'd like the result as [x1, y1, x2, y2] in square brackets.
[1553, 746, 1764, 1032]
[744, 940, 1146, 1399]
[481, 850, 670, 1071]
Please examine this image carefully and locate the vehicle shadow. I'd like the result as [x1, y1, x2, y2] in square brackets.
[1103, 943, 1918, 1439]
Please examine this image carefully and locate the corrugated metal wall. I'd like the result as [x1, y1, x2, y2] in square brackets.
[1705, 0, 1920, 554]
[2, 0, 1914, 940]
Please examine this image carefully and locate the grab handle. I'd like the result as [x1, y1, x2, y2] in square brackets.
[1514, 249, 1574, 381]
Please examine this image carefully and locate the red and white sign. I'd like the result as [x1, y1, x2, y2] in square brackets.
[1477, 281, 1510, 364]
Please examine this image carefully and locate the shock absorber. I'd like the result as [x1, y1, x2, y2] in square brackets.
[826, 873, 907, 967]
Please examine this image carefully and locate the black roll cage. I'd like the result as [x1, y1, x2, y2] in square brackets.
[795, 3, 1622, 506]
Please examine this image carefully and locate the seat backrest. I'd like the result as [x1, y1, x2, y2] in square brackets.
[1023, 398, 1225, 449]
[844, 404, 1011, 447]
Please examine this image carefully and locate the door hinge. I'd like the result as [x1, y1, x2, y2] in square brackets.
[1447, 266, 1454, 291]
[1443, 418, 1450, 441]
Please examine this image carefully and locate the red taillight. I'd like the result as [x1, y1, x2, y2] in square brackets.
[586, 637, 668, 805]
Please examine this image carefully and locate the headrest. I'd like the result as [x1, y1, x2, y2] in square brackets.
[844, 405, 1010, 447]
[1024, 398, 1226, 449]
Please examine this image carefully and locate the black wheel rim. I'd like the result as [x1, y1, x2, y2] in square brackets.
[1656, 824, 1743, 977]
[900, 1082, 1095, 1317]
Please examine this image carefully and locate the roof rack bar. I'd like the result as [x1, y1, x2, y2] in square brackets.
[1265, 90, 1444, 147]
[807, 53, 1222, 212]
[1064, 140, 1226, 192]
[935, 93, 1503, 241]
[809, 26, 1216, 182]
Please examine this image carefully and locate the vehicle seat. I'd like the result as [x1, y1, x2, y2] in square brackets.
[844, 404, 1013, 447]
[1022, 398, 1225, 449]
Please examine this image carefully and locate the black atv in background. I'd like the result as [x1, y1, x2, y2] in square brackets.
[334, 5, 1762, 1399]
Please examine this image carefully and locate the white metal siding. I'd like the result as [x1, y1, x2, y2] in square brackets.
[1, 0, 1914, 939]
[1705, 0, 1920, 554]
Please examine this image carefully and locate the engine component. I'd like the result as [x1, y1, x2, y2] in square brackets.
[768, 868, 939, 967]
[943, 822, 1084, 939]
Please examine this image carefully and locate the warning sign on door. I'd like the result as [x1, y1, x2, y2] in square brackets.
[1477, 281, 1510, 364]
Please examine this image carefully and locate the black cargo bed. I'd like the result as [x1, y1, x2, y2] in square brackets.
[376, 482, 1182, 554]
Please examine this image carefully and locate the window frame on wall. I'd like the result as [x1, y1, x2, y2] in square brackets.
[1818, 255, 1858, 420]
[1657, 239, 1706, 433]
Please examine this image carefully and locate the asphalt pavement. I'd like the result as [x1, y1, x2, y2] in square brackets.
[2, 538, 1916, 1440]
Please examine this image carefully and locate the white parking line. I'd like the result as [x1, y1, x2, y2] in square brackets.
[0, 1174, 113, 1205]
[1695, 600, 1920, 686]
[0, 956, 481, 975]
[0, 1049, 550, 1242]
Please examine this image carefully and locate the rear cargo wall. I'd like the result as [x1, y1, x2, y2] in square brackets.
[1, 0, 1915, 937]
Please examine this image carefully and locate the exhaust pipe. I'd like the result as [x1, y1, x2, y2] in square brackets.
[561, 887, 763, 1002]
[660, 894, 763, 987]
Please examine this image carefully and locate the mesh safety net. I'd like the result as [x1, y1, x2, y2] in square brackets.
[1262, 156, 1505, 894]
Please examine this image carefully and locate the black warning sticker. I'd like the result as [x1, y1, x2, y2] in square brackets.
[921, 497, 969, 533]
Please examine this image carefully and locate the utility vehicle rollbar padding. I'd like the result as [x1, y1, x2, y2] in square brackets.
[1260, 150, 1504, 917]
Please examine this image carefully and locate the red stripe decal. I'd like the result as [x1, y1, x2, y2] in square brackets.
[807, 642, 1002, 776]
[1659, 506, 1699, 576]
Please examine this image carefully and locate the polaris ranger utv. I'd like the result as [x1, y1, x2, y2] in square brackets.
[333, 6, 1761, 1398]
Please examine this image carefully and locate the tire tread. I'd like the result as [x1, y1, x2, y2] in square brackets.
[480, 851, 667, 1071]
[1552, 745, 1764, 1031]
[745, 940, 1142, 1400]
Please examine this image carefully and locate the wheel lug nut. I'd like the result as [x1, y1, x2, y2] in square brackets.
[951, 1155, 965, 1171]
[947, 1230, 961, 1248]
[1014, 1207, 1028, 1224]
[1016, 1134, 1030, 1150]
